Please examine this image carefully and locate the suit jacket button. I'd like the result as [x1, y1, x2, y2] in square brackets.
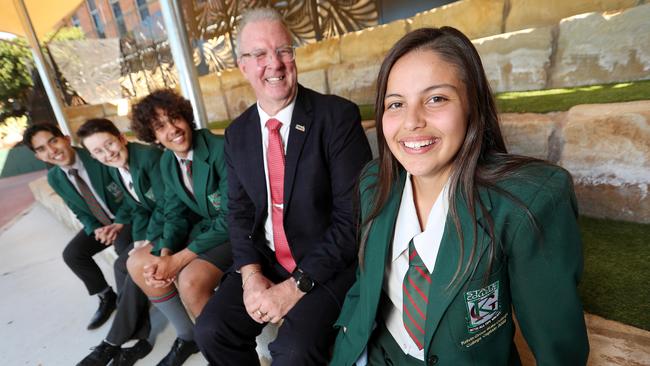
[343, 326, 347, 333]
[427, 355, 439, 365]
[247, 235, 252, 239]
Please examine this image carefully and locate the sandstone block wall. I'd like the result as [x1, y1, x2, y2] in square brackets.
[550, 5, 650, 88]
[474, 27, 554, 92]
[502, 101, 649, 223]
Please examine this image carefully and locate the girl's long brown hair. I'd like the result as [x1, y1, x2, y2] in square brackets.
[361, 27, 541, 285]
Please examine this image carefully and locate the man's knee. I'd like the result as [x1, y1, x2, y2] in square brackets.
[270, 330, 333, 365]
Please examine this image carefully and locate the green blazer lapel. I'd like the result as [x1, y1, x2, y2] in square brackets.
[52, 167, 86, 208]
[423, 186, 494, 354]
[126, 143, 141, 201]
[283, 85, 310, 212]
[167, 149, 198, 212]
[191, 130, 211, 215]
[363, 171, 406, 326]
[77, 149, 109, 204]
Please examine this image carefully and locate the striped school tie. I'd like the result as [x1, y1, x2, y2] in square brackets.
[402, 240, 431, 350]
[69, 168, 111, 226]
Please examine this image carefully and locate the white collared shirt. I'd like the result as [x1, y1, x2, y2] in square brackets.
[174, 149, 194, 196]
[257, 100, 296, 252]
[61, 152, 115, 219]
[382, 173, 450, 360]
[118, 166, 140, 203]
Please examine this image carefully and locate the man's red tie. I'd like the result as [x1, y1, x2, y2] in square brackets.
[266, 118, 296, 273]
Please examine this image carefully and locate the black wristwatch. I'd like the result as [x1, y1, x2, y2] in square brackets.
[292, 268, 315, 293]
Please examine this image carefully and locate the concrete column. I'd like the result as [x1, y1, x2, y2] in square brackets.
[13, 0, 72, 136]
[159, 0, 208, 128]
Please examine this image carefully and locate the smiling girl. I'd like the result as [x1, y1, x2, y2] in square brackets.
[330, 27, 589, 366]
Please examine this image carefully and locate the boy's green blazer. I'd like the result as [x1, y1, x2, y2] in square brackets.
[330, 161, 589, 366]
[47, 147, 128, 235]
[107, 142, 164, 242]
[156, 128, 229, 255]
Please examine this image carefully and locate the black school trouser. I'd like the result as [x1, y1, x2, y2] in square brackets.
[62, 226, 150, 344]
[61, 227, 131, 295]
[105, 240, 151, 345]
[194, 263, 343, 366]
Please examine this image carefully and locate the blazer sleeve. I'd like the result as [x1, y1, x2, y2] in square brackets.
[507, 169, 589, 365]
[225, 127, 265, 269]
[298, 102, 372, 285]
[48, 172, 102, 235]
[185, 144, 230, 254]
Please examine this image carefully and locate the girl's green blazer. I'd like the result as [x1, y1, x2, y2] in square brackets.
[330, 161, 589, 366]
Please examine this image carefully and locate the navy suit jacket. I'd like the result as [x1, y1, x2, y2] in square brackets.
[225, 85, 372, 300]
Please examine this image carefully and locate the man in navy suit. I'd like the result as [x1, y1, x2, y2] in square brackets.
[194, 7, 372, 365]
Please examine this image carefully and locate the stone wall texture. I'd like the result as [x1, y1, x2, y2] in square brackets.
[559, 101, 650, 223]
[550, 4, 650, 88]
[410, 0, 505, 39]
[505, 0, 639, 32]
[474, 27, 554, 92]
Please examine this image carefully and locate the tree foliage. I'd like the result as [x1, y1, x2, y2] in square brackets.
[0, 38, 33, 114]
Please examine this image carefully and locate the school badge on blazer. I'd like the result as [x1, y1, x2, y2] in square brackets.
[460, 280, 508, 348]
[465, 280, 501, 333]
[106, 182, 124, 202]
[144, 187, 156, 202]
[207, 191, 221, 210]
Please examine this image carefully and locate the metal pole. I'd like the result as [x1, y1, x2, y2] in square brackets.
[13, 0, 72, 137]
[159, 0, 208, 129]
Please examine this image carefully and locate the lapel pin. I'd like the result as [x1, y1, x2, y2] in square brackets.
[295, 124, 305, 132]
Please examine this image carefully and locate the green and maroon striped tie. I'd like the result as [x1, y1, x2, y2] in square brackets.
[402, 240, 431, 350]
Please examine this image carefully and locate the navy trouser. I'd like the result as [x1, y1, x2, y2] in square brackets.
[194, 267, 343, 366]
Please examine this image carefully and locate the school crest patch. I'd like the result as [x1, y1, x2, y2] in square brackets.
[464, 280, 500, 334]
[106, 182, 124, 202]
[207, 191, 221, 210]
[144, 187, 156, 202]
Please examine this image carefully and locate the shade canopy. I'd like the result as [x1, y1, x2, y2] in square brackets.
[0, 0, 83, 38]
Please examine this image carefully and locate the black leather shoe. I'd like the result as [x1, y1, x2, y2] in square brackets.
[113, 340, 153, 366]
[156, 338, 199, 366]
[87, 289, 117, 330]
[76, 341, 119, 366]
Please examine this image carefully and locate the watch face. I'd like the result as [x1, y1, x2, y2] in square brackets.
[294, 270, 314, 292]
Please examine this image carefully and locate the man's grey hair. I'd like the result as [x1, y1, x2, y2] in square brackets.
[235, 7, 291, 57]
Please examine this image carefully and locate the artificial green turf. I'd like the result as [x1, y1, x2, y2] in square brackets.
[578, 216, 650, 331]
[495, 79, 650, 114]
[208, 120, 231, 130]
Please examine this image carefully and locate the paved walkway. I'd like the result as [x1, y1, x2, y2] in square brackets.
[0, 203, 207, 365]
[0, 170, 46, 231]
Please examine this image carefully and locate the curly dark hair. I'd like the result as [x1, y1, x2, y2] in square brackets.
[130, 89, 196, 143]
